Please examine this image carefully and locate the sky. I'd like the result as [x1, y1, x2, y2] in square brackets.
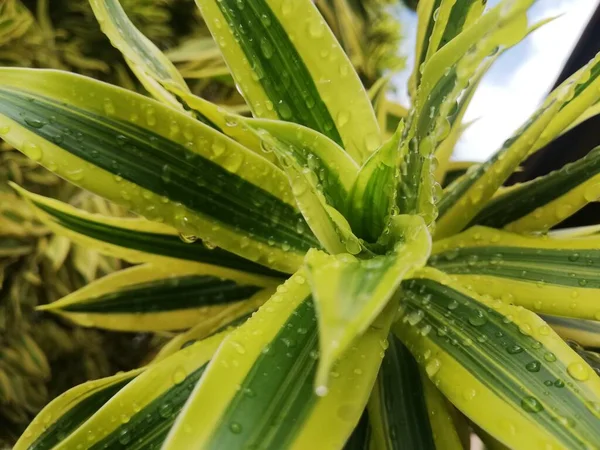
[390, 0, 599, 162]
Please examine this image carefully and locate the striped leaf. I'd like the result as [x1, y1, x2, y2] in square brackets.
[305, 214, 431, 388]
[256, 126, 362, 255]
[343, 411, 370, 450]
[38, 263, 276, 332]
[528, 52, 600, 156]
[88, 0, 272, 163]
[245, 118, 359, 214]
[153, 310, 255, 363]
[348, 122, 403, 243]
[437, 51, 600, 238]
[34, 332, 225, 450]
[398, 1, 533, 226]
[368, 334, 436, 450]
[409, 0, 485, 99]
[15, 369, 144, 450]
[440, 161, 478, 188]
[429, 226, 600, 321]
[13, 185, 283, 279]
[163, 271, 397, 450]
[541, 315, 600, 349]
[0, 69, 319, 273]
[471, 145, 600, 233]
[194, 0, 381, 164]
[422, 373, 466, 450]
[396, 267, 600, 450]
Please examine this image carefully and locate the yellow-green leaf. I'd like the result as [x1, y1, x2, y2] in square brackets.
[38, 263, 276, 332]
[0, 68, 318, 273]
[194, 0, 381, 164]
[429, 226, 600, 321]
[396, 267, 600, 450]
[163, 271, 397, 449]
[305, 214, 431, 388]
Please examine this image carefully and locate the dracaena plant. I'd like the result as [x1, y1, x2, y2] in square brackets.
[3, 0, 600, 448]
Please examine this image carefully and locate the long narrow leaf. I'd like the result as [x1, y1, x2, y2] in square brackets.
[396, 267, 600, 449]
[164, 271, 397, 449]
[0, 69, 318, 273]
[39, 264, 275, 332]
[429, 226, 600, 321]
[305, 214, 431, 388]
[194, 0, 381, 163]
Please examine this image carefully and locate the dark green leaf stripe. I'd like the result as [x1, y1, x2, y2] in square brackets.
[428, 246, 600, 288]
[29, 376, 135, 450]
[568, 59, 600, 106]
[471, 146, 600, 228]
[437, 106, 550, 217]
[214, 0, 343, 146]
[89, 363, 210, 450]
[0, 87, 318, 253]
[103, 0, 171, 80]
[398, 68, 456, 216]
[417, 0, 443, 78]
[32, 200, 285, 278]
[376, 334, 435, 450]
[207, 297, 319, 449]
[401, 278, 600, 448]
[178, 312, 255, 352]
[439, 0, 480, 49]
[60, 276, 262, 313]
[343, 411, 370, 450]
[442, 166, 470, 188]
[266, 134, 348, 214]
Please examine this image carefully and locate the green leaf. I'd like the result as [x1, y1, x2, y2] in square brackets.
[0, 68, 318, 273]
[194, 0, 381, 164]
[429, 226, 600, 321]
[304, 215, 431, 389]
[256, 127, 361, 255]
[348, 123, 403, 242]
[38, 263, 275, 332]
[396, 267, 600, 450]
[528, 52, 600, 156]
[470, 145, 600, 233]
[245, 118, 359, 214]
[35, 333, 225, 450]
[368, 334, 436, 450]
[12, 185, 283, 279]
[14, 369, 144, 450]
[89, 0, 275, 164]
[437, 51, 600, 238]
[163, 271, 398, 449]
[400, 0, 539, 228]
[409, 0, 485, 99]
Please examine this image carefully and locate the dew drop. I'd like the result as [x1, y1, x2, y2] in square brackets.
[521, 396, 544, 413]
[525, 361, 541, 372]
[229, 422, 243, 434]
[277, 100, 292, 120]
[172, 368, 186, 385]
[24, 117, 46, 129]
[567, 362, 589, 381]
[337, 111, 350, 127]
[118, 428, 131, 445]
[315, 385, 329, 397]
[260, 37, 274, 59]
[425, 358, 441, 378]
[23, 141, 42, 161]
